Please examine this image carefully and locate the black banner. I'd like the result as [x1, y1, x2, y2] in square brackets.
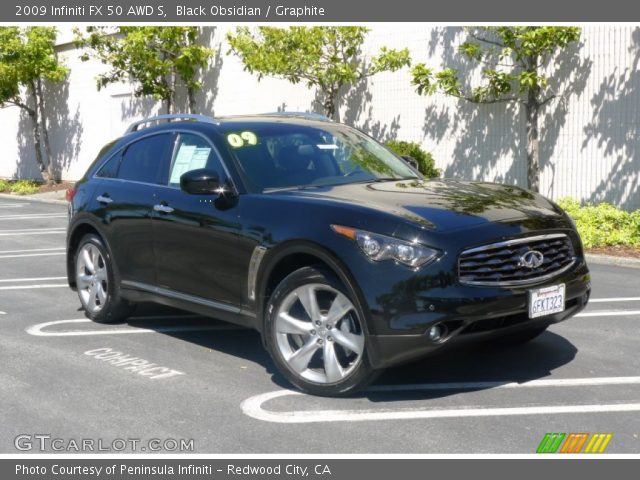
[6, 0, 640, 22]
[5, 459, 640, 480]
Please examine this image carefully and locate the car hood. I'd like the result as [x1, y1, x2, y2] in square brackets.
[276, 179, 564, 232]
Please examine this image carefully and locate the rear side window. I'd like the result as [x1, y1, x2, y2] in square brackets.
[118, 133, 171, 184]
[96, 154, 121, 178]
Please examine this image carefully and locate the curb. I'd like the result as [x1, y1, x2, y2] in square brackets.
[0, 192, 68, 206]
[586, 253, 640, 269]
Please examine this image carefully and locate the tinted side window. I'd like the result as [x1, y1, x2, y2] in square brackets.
[167, 133, 225, 187]
[96, 154, 121, 178]
[118, 134, 170, 184]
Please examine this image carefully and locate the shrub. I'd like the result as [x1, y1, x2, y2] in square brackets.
[0, 179, 10, 192]
[384, 140, 440, 178]
[557, 198, 640, 248]
[9, 180, 40, 195]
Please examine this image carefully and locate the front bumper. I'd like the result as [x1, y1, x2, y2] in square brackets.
[365, 260, 591, 369]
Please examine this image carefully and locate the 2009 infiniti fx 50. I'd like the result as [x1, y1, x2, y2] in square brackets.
[66, 113, 591, 396]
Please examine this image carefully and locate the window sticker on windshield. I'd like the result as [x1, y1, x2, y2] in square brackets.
[317, 144, 338, 150]
[227, 131, 258, 148]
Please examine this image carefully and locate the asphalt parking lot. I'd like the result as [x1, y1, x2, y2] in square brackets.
[0, 196, 639, 454]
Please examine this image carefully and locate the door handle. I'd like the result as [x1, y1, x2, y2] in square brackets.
[96, 195, 113, 204]
[153, 203, 174, 214]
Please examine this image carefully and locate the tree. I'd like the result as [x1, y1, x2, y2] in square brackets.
[77, 27, 214, 114]
[0, 27, 68, 183]
[227, 27, 410, 119]
[411, 27, 581, 192]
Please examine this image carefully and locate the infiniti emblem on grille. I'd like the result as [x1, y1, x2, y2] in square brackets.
[520, 250, 544, 269]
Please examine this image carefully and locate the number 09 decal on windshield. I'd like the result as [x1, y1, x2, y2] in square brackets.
[227, 131, 258, 148]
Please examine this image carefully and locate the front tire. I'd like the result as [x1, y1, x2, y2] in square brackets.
[74, 234, 134, 324]
[265, 266, 378, 396]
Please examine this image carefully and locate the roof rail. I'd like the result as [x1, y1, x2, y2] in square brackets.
[125, 114, 217, 134]
[261, 112, 332, 122]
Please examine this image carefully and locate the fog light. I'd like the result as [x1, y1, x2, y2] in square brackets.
[428, 325, 444, 342]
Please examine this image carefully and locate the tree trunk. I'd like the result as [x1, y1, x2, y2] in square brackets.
[323, 86, 338, 120]
[27, 82, 50, 183]
[187, 86, 196, 114]
[35, 78, 56, 183]
[525, 88, 541, 192]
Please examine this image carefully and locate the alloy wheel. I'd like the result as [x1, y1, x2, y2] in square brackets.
[76, 243, 109, 314]
[275, 283, 365, 384]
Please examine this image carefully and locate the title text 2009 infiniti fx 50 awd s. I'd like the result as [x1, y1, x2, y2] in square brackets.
[66, 113, 591, 396]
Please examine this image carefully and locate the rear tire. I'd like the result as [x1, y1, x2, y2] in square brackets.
[264, 266, 378, 396]
[74, 234, 135, 324]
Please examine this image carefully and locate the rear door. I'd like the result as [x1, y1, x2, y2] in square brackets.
[152, 131, 244, 308]
[91, 132, 172, 286]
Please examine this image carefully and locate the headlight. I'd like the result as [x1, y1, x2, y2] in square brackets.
[331, 225, 440, 268]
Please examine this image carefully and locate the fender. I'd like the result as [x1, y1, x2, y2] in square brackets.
[254, 239, 371, 337]
[66, 214, 112, 289]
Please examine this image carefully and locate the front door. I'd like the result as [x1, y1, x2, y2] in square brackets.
[152, 132, 244, 308]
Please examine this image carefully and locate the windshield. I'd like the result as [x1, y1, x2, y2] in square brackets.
[220, 122, 419, 191]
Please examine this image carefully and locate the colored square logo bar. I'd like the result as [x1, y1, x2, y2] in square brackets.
[537, 433, 613, 453]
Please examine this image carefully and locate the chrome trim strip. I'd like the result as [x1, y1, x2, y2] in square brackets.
[93, 129, 238, 196]
[121, 280, 243, 314]
[459, 259, 576, 287]
[459, 233, 576, 287]
[461, 233, 570, 255]
[247, 246, 267, 301]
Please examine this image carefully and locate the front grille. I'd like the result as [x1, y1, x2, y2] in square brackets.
[458, 233, 576, 286]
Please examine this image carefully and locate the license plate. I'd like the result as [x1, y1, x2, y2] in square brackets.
[528, 284, 566, 318]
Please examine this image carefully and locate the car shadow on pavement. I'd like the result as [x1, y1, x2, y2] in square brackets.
[120, 303, 292, 390]
[368, 331, 577, 402]
[121, 304, 578, 400]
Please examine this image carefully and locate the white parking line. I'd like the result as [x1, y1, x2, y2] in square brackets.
[0, 248, 65, 254]
[0, 247, 66, 259]
[0, 284, 68, 291]
[0, 311, 6, 315]
[0, 252, 66, 259]
[0, 214, 67, 220]
[0, 276, 66, 283]
[0, 228, 65, 236]
[241, 376, 640, 423]
[576, 310, 640, 317]
[0, 204, 26, 208]
[591, 297, 640, 303]
[26, 318, 244, 337]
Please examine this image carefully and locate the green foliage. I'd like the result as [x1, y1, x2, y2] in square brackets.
[411, 27, 580, 104]
[8, 180, 40, 195]
[557, 198, 640, 248]
[76, 27, 213, 113]
[0, 27, 68, 107]
[227, 27, 410, 118]
[0, 27, 68, 183]
[410, 27, 581, 192]
[0, 179, 10, 192]
[384, 140, 440, 178]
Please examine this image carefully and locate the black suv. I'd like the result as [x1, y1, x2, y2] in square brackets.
[67, 113, 591, 396]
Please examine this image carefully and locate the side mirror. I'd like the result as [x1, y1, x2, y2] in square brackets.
[401, 155, 419, 170]
[180, 168, 221, 195]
